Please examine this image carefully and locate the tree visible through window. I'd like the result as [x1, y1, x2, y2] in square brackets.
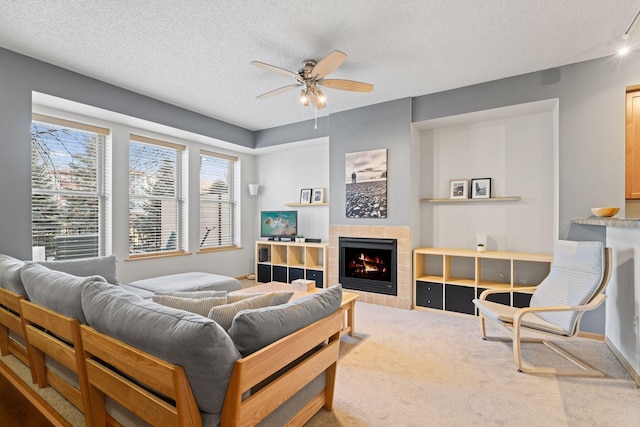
[199, 150, 239, 250]
[31, 115, 107, 260]
[128, 135, 184, 256]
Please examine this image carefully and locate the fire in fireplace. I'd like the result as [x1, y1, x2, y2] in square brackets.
[339, 237, 397, 296]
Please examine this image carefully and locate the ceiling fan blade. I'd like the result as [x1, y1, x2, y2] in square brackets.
[311, 50, 347, 79]
[251, 61, 302, 81]
[256, 84, 301, 99]
[320, 79, 374, 92]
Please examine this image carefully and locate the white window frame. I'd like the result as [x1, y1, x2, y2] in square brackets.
[128, 134, 186, 258]
[31, 113, 109, 260]
[199, 149, 240, 251]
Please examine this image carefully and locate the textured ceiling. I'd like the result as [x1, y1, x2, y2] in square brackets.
[1, 1, 640, 131]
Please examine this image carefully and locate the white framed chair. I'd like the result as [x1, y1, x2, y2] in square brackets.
[473, 240, 612, 376]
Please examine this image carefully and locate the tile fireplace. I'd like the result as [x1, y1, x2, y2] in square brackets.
[329, 225, 412, 309]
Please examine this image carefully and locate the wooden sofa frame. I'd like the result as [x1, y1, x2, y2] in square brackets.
[0, 287, 30, 367]
[19, 300, 93, 423]
[2, 286, 343, 426]
[81, 308, 343, 426]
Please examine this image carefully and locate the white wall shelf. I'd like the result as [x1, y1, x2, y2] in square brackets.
[284, 202, 329, 207]
[421, 196, 521, 203]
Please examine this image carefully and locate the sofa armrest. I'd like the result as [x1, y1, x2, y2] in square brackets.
[221, 309, 342, 426]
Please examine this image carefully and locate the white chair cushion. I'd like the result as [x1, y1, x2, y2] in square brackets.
[474, 299, 569, 336]
[529, 240, 604, 334]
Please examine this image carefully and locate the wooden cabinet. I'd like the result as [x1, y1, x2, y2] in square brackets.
[626, 89, 640, 199]
[255, 241, 328, 288]
[413, 248, 552, 317]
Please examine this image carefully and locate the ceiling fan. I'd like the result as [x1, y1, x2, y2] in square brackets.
[251, 50, 373, 109]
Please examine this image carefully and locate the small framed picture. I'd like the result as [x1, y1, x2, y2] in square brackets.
[300, 188, 312, 204]
[311, 188, 325, 204]
[449, 179, 468, 199]
[471, 178, 491, 199]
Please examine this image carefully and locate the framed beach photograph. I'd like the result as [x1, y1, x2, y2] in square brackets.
[311, 188, 325, 204]
[471, 178, 491, 199]
[300, 188, 312, 204]
[345, 149, 388, 218]
[449, 179, 468, 199]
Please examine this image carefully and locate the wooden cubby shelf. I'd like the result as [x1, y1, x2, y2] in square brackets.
[256, 240, 328, 288]
[413, 247, 552, 317]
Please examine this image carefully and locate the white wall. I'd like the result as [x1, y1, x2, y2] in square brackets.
[256, 138, 330, 242]
[418, 102, 556, 254]
[606, 227, 640, 379]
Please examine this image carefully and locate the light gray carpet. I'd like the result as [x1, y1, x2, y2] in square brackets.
[3, 299, 639, 426]
[307, 302, 640, 426]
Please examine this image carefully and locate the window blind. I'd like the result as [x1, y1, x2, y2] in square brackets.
[129, 136, 184, 256]
[199, 149, 239, 249]
[31, 115, 106, 260]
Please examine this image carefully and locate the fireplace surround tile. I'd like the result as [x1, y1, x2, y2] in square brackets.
[329, 225, 412, 310]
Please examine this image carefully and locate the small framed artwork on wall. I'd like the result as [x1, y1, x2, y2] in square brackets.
[300, 188, 312, 203]
[471, 178, 491, 199]
[311, 188, 325, 204]
[449, 179, 468, 199]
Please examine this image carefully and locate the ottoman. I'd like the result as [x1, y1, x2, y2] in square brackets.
[127, 272, 242, 294]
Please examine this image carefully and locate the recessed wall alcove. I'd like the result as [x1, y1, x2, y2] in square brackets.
[415, 99, 559, 254]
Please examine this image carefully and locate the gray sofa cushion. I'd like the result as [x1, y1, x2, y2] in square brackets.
[0, 254, 26, 296]
[228, 285, 342, 356]
[117, 284, 154, 299]
[81, 281, 240, 416]
[128, 272, 241, 293]
[38, 255, 118, 285]
[21, 262, 106, 324]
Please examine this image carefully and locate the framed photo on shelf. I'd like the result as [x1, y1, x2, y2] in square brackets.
[311, 188, 325, 204]
[449, 179, 468, 199]
[300, 188, 312, 204]
[471, 178, 491, 199]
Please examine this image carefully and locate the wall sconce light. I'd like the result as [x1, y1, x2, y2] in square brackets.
[248, 184, 259, 196]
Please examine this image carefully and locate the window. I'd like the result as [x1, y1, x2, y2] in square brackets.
[128, 135, 185, 257]
[31, 114, 109, 260]
[199, 150, 239, 250]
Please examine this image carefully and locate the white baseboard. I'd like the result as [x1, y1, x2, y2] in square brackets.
[605, 337, 640, 387]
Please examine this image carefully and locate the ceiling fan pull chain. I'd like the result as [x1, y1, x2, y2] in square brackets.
[315, 106, 318, 129]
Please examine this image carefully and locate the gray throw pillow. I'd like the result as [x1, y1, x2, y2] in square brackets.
[227, 291, 293, 306]
[21, 262, 106, 324]
[152, 295, 227, 316]
[228, 285, 342, 356]
[38, 255, 118, 285]
[207, 293, 275, 331]
[81, 281, 240, 416]
[155, 290, 227, 299]
[0, 254, 26, 296]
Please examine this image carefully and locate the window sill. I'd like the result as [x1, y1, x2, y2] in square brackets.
[197, 246, 243, 254]
[125, 251, 192, 262]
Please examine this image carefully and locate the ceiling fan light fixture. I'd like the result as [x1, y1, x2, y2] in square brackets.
[252, 50, 372, 112]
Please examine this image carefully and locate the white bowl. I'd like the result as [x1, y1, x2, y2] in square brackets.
[591, 207, 620, 217]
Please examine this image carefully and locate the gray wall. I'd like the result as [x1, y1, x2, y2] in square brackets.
[328, 99, 413, 226]
[413, 56, 639, 239]
[0, 47, 253, 259]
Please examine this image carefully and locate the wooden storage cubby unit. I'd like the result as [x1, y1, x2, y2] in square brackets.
[413, 248, 552, 317]
[255, 240, 328, 288]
